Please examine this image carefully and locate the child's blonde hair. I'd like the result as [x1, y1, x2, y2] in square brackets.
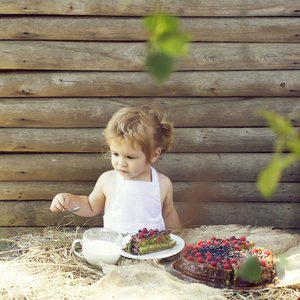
[104, 106, 173, 161]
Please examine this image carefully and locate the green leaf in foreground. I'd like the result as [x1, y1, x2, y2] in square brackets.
[237, 256, 261, 283]
[286, 139, 300, 156]
[144, 14, 179, 36]
[257, 157, 283, 198]
[257, 110, 296, 137]
[276, 253, 289, 270]
[145, 52, 174, 85]
[157, 32, 191, 56]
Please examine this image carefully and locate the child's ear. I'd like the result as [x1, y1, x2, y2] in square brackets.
[150, 148, 161, 163]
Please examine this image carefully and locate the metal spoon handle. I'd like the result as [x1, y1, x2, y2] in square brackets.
[69, 206, 80, 212]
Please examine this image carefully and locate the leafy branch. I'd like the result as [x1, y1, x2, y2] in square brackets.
[143, 13, 191, 84]
[257, 111, 300, 198]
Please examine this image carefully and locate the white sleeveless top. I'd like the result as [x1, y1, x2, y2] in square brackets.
[103, 167, 165, 234]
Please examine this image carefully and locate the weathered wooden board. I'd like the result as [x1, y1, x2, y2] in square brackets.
[0, 153, 299, 182]
[0, 71, 299, 98]
[1, 17, 299, 42]
[0, 0, 299, 16]
[0, 200, 299, 228]
[0, 128, 277, 153]
[0, 181, 298, 203]
[1, 98, 299, 128]
[178, 202, 300, 228]
[1, 42, 299, 71]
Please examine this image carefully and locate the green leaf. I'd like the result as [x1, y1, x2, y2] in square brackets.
[257, 157, 283, 198]
[286, 139, 300, 156]
[257, 110, 296, 137]
[276, 253, 289, 270]
[237, 257, 262, 283]
[157, 32, 191, 56]
[143, 14, 179, 35]
[145, 52, 174, 84]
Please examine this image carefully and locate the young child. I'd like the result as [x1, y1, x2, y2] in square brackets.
[50, 106, 181, 234]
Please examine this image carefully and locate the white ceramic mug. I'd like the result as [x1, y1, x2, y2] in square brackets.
[71, 228, 123, 265]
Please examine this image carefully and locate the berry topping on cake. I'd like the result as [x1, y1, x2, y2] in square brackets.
[197, 257, 204, 263]
[125, 228, 176, 255]
[260, 260, 266, 267]
[174, 236, 274, 288]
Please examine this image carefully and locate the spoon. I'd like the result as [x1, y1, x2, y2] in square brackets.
[69, 207, 80, 212]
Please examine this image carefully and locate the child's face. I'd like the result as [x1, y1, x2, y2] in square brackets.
[110, 139, 152, 181]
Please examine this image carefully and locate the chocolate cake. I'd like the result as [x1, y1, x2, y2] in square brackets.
[173, 236, 275, 287]
[124, 228, 176, 255]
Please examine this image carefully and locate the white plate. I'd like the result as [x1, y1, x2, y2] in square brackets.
[121, 234, 185, 260]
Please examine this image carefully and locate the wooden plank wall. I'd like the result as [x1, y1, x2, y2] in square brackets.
[0, 0, 299, 233]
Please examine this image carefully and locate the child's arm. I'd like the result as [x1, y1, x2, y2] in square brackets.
[160, 175, 181, 230]
[50, 172, 108, 217]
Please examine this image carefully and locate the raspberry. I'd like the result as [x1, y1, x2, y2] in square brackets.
[214, 241, 220, 246]
[142, 228, 148, 233]
[241, 237, 246, 241]
[221, 238, 227, 243]
[260, 260, 266, 267]
[149, 230, 155, 235]
[183, 252, 188, 257]
[138, 233, 144, 239]
[223, 260, 229, 264]
[195, 245, 200, 249]
[223, 263, 231, 269]
[211, 237, 216, 241]
[199, 243, 206, 248]
[205, 252, 212, 257]
[241, 241, 245, 245]
[187, 244, 194, 249]
[197, 257, 204, 263]
[231, 259, 237, 264]
[183, 246, 190, 252]
[224, 241, 230, 246]
[235, 245, 241, 251]
[215, 256, 222, 261]
[207, 256, 213, 261]
[187, 256, 194, 261]
[252, 248, 258, 253]
[210, 261, 217, 267]
[191, 250, 197, 255]
[195, 253, 202, 258]
[263, 249, 271, 255]
[232, 239, 238, 244]
[197, 240, 203, 245]
[206, 240, 212, 245]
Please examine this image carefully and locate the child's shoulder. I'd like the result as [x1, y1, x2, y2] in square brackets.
[99, 170, 117, 182]
[157, 171, 172, 186]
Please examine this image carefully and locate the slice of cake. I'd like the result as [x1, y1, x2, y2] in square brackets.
[231, 247, 274, 287]
[172, 236, 275, 288]
[124, 228, 176, 255]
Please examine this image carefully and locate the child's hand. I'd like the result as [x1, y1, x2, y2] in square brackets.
[50, 193, 72, 212]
